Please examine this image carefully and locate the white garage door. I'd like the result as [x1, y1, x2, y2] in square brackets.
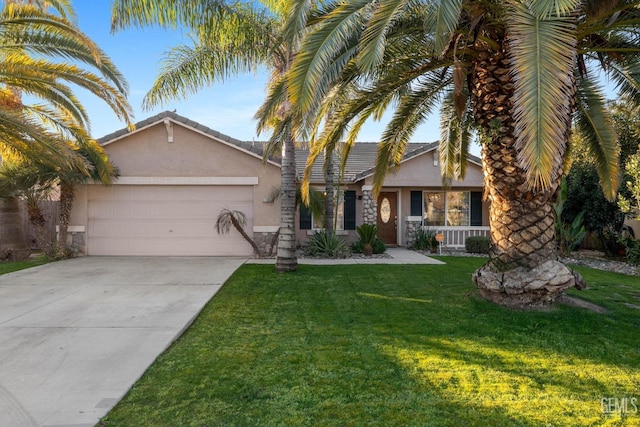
[87, 185, 254, 256]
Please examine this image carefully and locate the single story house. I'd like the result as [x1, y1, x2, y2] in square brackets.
[67, 111, 489, 256]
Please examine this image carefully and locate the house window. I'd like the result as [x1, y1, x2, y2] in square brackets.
[300, 190, 356, 230]
[420, 191, 474, 227]
[424, 192, 445, 226]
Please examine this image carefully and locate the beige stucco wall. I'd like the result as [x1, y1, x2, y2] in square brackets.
[363, 149, 485, 188]
[70, 121, 281, 229]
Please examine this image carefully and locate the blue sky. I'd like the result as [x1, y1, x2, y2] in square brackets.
[73, 0, 443, 144]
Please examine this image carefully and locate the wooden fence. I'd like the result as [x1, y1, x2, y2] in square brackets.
[19, 200, 59, 250]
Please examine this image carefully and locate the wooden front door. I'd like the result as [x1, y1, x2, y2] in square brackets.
[377, 192, 397, 245]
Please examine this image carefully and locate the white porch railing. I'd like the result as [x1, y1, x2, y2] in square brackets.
[423, 226, 490, 248]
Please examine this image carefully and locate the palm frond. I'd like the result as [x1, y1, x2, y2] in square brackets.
[423, 0, 463, 56]
[574, 74, 619, 200]
[507, 2, 577, 191]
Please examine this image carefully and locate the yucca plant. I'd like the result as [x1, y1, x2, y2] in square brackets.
[305, 230, 349, 258]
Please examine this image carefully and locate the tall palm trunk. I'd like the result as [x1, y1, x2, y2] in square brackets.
[470, 42, 584, 308]
[25, 197, 55, 258]
[57, 179, 74, 257]
[0, 197, 30, 260]
[324, 147, 334, 234]
[275, 127, 298, 272]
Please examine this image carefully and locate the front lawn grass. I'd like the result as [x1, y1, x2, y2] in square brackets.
[100, 258, 640, 426]
[0, 256, 49, 275]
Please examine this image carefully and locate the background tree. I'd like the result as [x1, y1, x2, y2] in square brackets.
[565, 99, 640, 255]
[285, 1, 640, 307]
[0, 1, 131, 260]
[111, 0, 304, 272]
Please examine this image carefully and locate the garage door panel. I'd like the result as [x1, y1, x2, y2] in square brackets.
[89, 235, 251, 256]
[87, 185, 255, 256]
[89, 201, 253, 221]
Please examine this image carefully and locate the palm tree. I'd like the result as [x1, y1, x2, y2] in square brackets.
[286, 1, 637, 307]
[215, 208, 261, 257]
[111, 0, 305, 272]
[0, 1, 132, 260]
[0, 158, 57, 257]
[0, 2, 132, 161]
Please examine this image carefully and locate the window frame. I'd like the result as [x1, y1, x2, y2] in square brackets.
[418, 190, 473, 227]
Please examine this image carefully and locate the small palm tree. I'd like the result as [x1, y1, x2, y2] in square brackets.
[215, 208, 261, 257]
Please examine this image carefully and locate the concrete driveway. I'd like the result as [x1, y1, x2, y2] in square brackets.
[0, 256, 246, 427]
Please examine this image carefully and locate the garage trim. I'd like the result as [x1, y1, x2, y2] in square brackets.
[87, 176, 259, 186]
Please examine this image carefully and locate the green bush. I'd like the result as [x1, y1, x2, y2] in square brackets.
[352, 224, 386, 255]
[356, 224, 377, 244]
[352, 238, 387, 255]
[411, 228, 438, 252]
[305, 230, 349, 258]
[620, 236, 640, 265]
[465, 236, 490, 254]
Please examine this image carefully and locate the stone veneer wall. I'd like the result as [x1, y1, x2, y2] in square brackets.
[404, 220, 422, 248]
[362, 189, 377, 225]
[67, 231, 85, 256]
[253, 231, 280, 257]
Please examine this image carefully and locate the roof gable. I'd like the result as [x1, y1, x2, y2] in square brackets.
[98, 111, 277, 167]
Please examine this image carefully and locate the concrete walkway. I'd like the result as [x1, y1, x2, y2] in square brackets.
[0, 256, 246, 427]
[247, 247, 445, 265]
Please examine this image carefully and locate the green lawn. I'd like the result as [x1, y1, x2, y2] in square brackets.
[0, 256, 49, 275]
[99, 258, 640, 426]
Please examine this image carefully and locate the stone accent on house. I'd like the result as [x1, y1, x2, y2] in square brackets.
[67, 231, 85, 256]
[362, 189, 377, 225]
[254, 231, 280, 257]
[404, 219, 423, 248]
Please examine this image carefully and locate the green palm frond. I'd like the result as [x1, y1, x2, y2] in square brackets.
[143, 42, 270, 109]
[423, 0, 463, 56]
[606, 58, 640, 108]
[574, 74, 619, 200]
[357, 0, 409, 71]
[507, 2, 577, 191]
[288, 0, 369, 111]
[111, 0, 227, 31]
[527, 0, 581, 19]
[440, 90, 473, 184]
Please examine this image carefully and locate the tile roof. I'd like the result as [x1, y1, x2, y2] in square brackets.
[97, 111, 480, 183]
[295, 142, 438, 183]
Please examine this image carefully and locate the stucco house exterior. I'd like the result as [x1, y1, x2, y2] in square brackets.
[67, 111, 489, 256]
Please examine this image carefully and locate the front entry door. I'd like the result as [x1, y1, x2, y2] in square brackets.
[377, 192, 397, 245]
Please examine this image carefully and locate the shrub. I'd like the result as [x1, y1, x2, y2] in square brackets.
[411, 228, 438, 252]
[620, 236, 640, 265]
[352, 224, 386, 255]
[465, 236, 490, 254]
[352, 238, 387, 255]
[305, 230, 349, 258]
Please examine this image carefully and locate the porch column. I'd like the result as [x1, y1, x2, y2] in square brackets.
[362, 185, 377, 225]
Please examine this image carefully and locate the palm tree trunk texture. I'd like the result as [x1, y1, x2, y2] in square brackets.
[470, 44, 584, 308]
[57, 180, 74, 257]
[229, 213, 261, 257]
[275, 131, 298, 272]
[324, 148, 334, 234]
[26, 199, 55, 258]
